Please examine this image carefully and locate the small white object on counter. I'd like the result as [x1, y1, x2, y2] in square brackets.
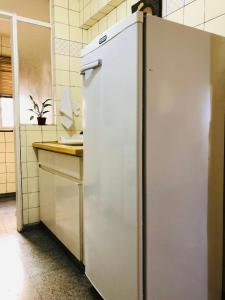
[58, 135, 83, 145]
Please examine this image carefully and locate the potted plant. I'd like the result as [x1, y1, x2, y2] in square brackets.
[28, 95, 52, 125]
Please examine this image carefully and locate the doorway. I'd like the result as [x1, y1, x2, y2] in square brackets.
[0, 16, 17, 233]
[0, 9, 52, 232]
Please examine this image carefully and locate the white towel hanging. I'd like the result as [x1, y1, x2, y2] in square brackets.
[60, 86, 74, 129]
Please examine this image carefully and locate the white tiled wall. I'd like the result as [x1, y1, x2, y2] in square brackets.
[164, 0, 225, 35]
[52, 0, 85, 140]
[0, 132, 16, 194]
[21, 125, 57, 225]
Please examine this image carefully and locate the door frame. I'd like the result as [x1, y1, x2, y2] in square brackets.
[0, 9, 51, 231]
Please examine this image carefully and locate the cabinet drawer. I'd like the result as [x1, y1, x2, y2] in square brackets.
[38, 149, 82, 180]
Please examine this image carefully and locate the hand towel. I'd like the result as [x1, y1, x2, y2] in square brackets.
[60, 86, 74, 129]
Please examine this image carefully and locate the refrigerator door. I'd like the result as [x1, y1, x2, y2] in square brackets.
[145, 15, 225, 300]
[82, 13, 143, 300]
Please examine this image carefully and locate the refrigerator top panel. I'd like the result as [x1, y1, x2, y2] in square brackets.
[81, 11, 143, 57]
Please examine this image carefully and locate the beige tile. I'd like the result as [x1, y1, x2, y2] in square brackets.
[69, 10, 80, 26]
[54, 22, 69, 40]
[54, 85, 65, 100]
[98, 16, 108, 33]
[23, 209, 29, 224]
[7, 172, 15, 183]
[116, 1, 127, 21]
[23, 194, 28, 209]
[69, 26, 83, 42]
[27, 162, 39, 178]
[184, 0, 204, 27]
[0, 143, 5, 152]
[41, 125, 57, 131]
[107, 9, 117, 28]
[42, 131, 57, 142]
[0, 184, 6, 193]
[6, 162, 15, 173]
[82, 29, 88, 44]
[0, 153, 5, 163]
[0, 163, 6, 174]
[0, 132, 5, 143]
[27, 147, 38, 162]
[22, 178, 28, 193]
[54, 0, 68, 8]
[167, 8, 184, 24]
[205, 0, 225, 22]
[27, 177, 39, 193]
[20, 131, 27, 147]
[28, 207, 40, 223]
[69, 0, 80, 11]
[21, 147, 27, 163]
[205, 14, 225, 36]
[70, 72, 82, 87]
[70, 87, 82, 102]
[25, 125, 41, 131]
[55, 70, 70, 85]
[26, 131, 42, 146]
[7, 182, 16, 193]
[0, 173, 6, 184]
[6, 153, 15, 163]
[55, 54, 70, 70]
[54, 6, 69, 24]
[6, 143, 14, 153]
[69, 57, 81, 72]
[195, 23, 204, 30]
[21, 163, 28, 178]
[167, 0, 184, 15]
[28, 192, 39, 208]
[5, 132, 14, 142]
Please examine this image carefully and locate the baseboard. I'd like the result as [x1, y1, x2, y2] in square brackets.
[0, 192, 16, 200]
[21, 222, 41, 232]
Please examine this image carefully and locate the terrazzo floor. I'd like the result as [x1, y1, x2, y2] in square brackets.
[0, 198, 101, 300]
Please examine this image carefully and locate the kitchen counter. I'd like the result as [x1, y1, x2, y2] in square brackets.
[32, 142, 83, 157]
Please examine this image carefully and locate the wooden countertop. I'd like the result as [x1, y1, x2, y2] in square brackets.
[32, 142, 83, 157]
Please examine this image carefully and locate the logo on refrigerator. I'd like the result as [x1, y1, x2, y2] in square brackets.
[99, 35, 107, 44]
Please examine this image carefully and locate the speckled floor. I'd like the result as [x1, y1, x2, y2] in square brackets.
[0, 198, 101, 300]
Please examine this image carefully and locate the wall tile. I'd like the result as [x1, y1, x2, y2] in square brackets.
[27, 162, 39, 178]
[116, 1, 127, 21]
[69, 0, 80, 11]
[167, 7, 184, 24]
[0, 164, 6, 174]
[167, 0, 184, 15]
[0, 133, 5, 143]
[70, 27, 83, 42]
[55, 39, 70, 55]
[54, 23, 69, 40]
[184, 0, 204, 27]
[55, 54, 70, 70]
[5, 132, 14, 142]
[54, 6, 69, 24]
[6, 163, 15, 173]
[28, 207, 40, 223]
[26, 131, 42, 145]
[23, 194, 28, 210]
[205, 14, 225, 36]
[28, 192, 39, 208]
[0, 153, 5, 163]
[23, 209, 28, 225]
[7, 173, 15, 183]
[69, 10, 80, 27]
[27, 177, 39, 193]
[5, 143, 14, 153]
[0, 143, 5, 152]
[0, 184, 6, 193]
[54, 0, 69, 8]
[205, 0, 225, 22]
[0, 173, 6, 184]
[7, 183, 16, 193]
[70, 41, 83, 57]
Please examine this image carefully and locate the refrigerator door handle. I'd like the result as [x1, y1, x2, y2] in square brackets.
[80, 59, 102, 75]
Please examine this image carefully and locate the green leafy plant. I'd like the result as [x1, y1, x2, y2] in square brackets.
[28, 95, 52, 121]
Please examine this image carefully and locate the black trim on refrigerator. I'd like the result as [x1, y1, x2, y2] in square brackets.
[142, 13, 147, 300]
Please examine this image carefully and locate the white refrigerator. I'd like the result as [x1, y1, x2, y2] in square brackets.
[81, 12, 225, 300]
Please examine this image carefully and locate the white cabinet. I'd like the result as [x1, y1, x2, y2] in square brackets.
[38, 150, 83, 261]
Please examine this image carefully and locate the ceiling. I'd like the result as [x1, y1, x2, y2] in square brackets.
[0, 18, 10, 36]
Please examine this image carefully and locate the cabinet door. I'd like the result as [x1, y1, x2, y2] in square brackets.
[54, 174, 82, 260]
[39, 168, 55, 233]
